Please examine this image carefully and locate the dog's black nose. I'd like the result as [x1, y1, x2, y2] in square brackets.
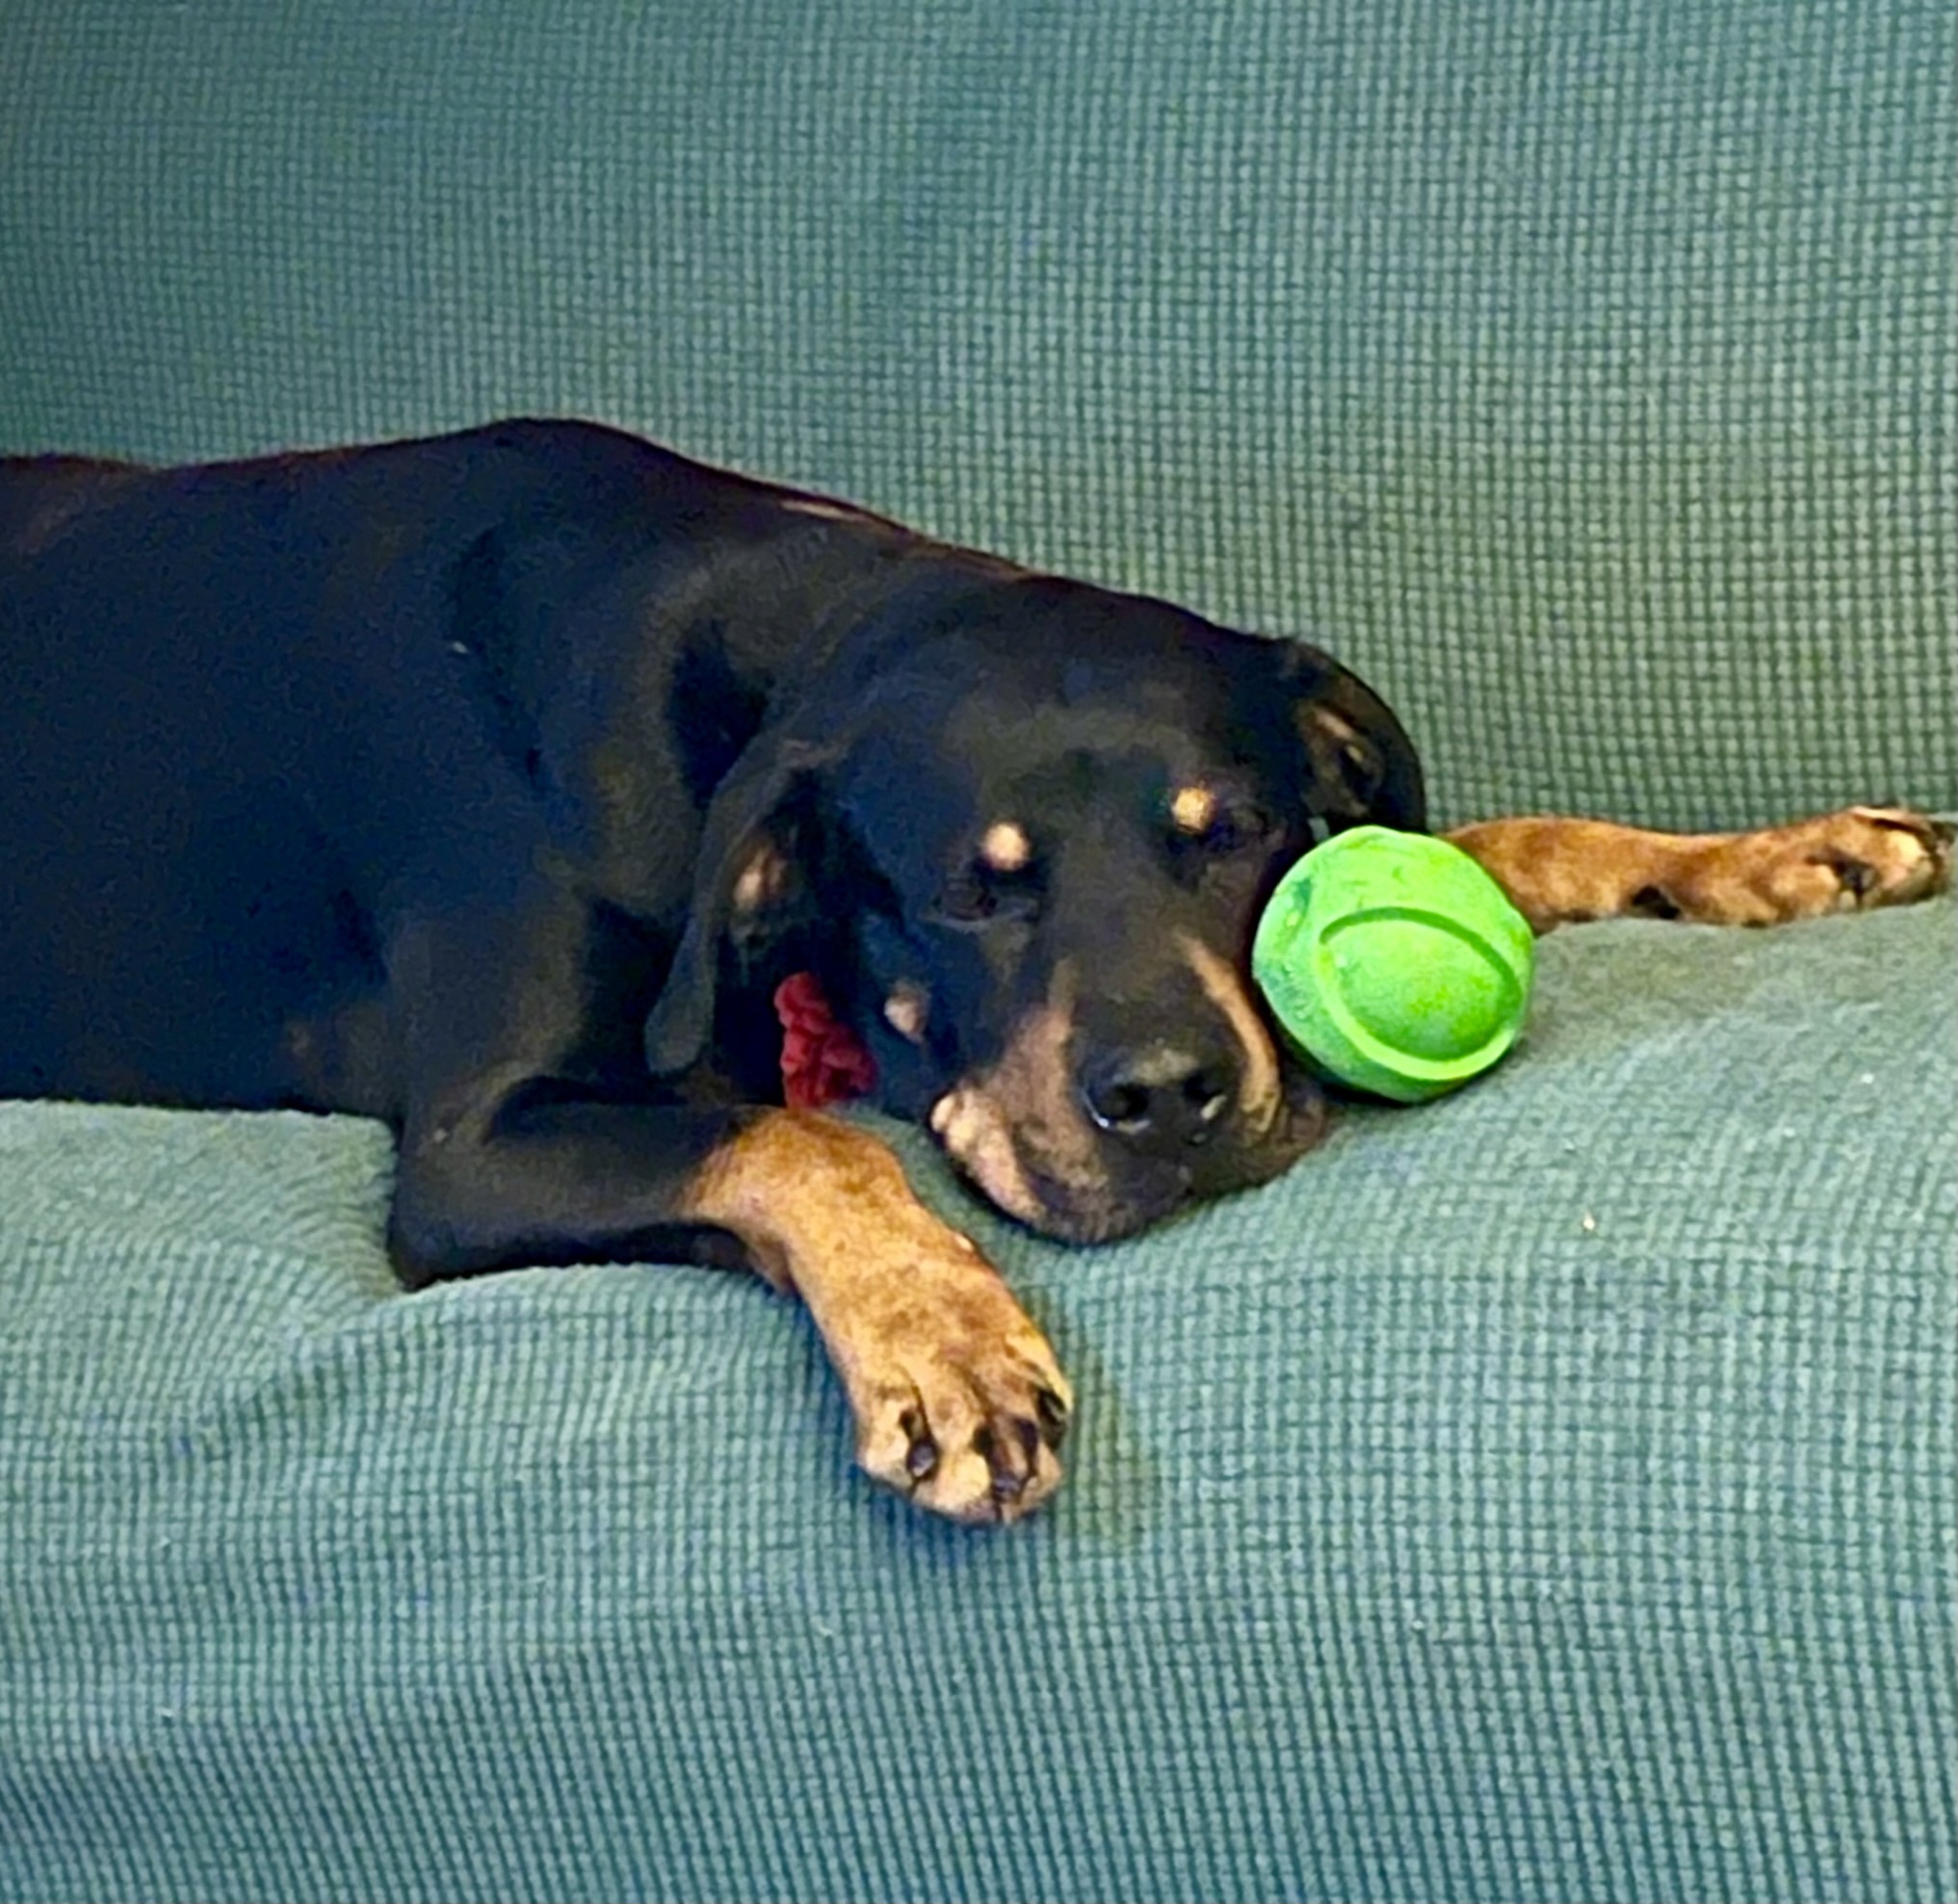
[1082, 1042, 1236, 1153]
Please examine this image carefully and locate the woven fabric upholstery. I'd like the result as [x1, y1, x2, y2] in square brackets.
[3, 4, 1955, 1899]
[3, 906, 1954, 1902]
[0, 0, 1951, 826]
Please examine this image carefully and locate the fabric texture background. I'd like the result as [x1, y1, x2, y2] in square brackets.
[3, 908, 1954, 1902]
[0, 0, 1952, 829]
[2, 3, 1955, 1899]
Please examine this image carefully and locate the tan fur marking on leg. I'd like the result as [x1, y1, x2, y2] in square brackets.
[1447, 808, 1952, 930]
[677, 1109, 1070, 1523]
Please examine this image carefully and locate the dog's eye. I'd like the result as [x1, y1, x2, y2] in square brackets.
[932, 862, 1038, 928]
[1181, 801, 1273, 860]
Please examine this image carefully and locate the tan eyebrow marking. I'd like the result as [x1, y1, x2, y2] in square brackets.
[979, 821, 1032, 873]
[1170, 785, 1219, 835]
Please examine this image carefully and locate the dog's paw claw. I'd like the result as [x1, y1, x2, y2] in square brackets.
[849, 1294, 1072, 1526]
[898, 1406, 940, 1482]
[1831, 807, 1952, 906]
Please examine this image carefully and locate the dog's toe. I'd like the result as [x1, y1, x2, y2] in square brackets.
[1811, 807, 1953, 912]
[853, 1323, 1072, 1526]
[1678, 803, 1954, 925]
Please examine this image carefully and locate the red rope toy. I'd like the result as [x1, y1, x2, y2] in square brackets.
[773, 971, 877, 1109]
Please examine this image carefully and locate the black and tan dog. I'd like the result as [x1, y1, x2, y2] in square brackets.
[3, 419, 1945, 1520]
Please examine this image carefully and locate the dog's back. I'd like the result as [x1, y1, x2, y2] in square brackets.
[0, 427, 621, 1108]
[5, 449, 366, 1105]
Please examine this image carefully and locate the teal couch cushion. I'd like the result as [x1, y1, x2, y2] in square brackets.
[4, 1, 1954, 1897]
[5, 903, 1952, 1901]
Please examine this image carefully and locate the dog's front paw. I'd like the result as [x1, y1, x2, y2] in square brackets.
[677, 1110, 1074, 1525]
[828, 1229, 1072, 1525]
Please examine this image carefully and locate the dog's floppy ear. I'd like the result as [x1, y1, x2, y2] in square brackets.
[1280, 642, 1426, 832]
[642, 731, 830, 1079]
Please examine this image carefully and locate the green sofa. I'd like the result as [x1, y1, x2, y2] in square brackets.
[2, 4, 1951, 1899]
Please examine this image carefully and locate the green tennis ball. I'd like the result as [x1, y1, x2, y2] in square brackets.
[1251, 825, 1535, 1103]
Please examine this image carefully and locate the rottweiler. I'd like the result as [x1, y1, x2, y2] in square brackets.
[3, 419, 1946, 1521]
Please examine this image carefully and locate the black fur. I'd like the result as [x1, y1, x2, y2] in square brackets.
[0, 419, 1422, 1279]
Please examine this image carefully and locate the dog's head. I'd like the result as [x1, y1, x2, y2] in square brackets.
[646, 572, 1423, 1241]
